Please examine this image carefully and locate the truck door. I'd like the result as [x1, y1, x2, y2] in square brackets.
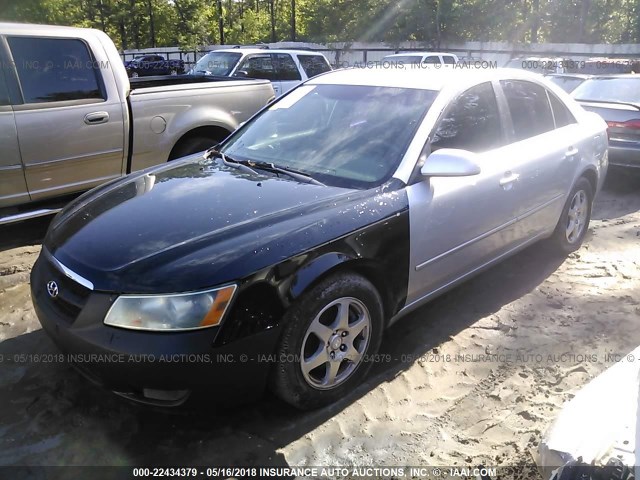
[6, 35, 126, 201]
[0, 55, 29, 208]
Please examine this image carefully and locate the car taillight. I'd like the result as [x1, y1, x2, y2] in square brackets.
[606, 119, 640, 130]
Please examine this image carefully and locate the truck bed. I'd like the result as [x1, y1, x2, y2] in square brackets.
[129, 74, 257, 90]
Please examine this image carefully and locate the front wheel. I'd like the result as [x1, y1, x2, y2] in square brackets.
[550, 177, 593, 254]
[269, 273, 384, 410]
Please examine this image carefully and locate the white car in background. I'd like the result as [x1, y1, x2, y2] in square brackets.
[189, 48, 332, 97]
[382, 51, 460, 66]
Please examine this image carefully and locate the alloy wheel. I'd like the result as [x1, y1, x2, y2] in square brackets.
[300, 297, 371, 390]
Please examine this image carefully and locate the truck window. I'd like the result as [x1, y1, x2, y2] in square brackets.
[443, 55, 456, 65]
[7, 36, 105, 104]
[424, 56, 440, 64]
[273, 54, 301, 81]
[298, 55, 331, 78]
[235, 54, 277, 81]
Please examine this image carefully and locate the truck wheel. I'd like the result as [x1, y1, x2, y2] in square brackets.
[131, 71, 139, 78]
[168, 136, 216, 160]
[269, 272, 384, 410]
[550, 177, 593, 254]
[170, 68, 178, 76]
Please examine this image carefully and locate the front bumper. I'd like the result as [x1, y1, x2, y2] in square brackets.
[31, 254, 281, 406]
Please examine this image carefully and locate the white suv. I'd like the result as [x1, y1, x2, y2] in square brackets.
[190, 48, 332, 97]
[382, 51, 459, 66]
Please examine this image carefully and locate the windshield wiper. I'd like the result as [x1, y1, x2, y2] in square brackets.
[245, 161, 325, 186]
[206, 148, 259, 176]
[206, 149, 324, 186]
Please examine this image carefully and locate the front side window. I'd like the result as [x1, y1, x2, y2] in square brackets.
[443, 55, 456, 65]
[500, 80, 555, 141]
[273, 54, 301, 81]
[8, 36, 104, 104]
[221, 84, 437, 189]
[235, 54, 277, 81]
[430, 82, 503, 153]
[298, 55, 331, 78]
[424, 56, 440, 64]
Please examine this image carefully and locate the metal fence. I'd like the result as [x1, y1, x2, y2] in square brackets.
[121, 42, 640, 70]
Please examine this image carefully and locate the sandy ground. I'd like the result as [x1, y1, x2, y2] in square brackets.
[0, 171, 639, 474]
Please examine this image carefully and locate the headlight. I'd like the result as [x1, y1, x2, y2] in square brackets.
[104, 285, 236, 332]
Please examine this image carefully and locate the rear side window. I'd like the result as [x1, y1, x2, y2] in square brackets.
[424, 56, 440, 64]
[298, 55, 331, 78]
[500, 80, 555, 141]
[431, 82, 503, 153]
[0, 69, 10, 106]
[548, 93, 576, 128]
[443, 55, 456, 65]
[273, 53, 301, 81]
[8, 36, 105, 104]
[235, 54, 277, 81]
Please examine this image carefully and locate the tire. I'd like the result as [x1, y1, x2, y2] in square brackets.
[168, 136, 217, 160]
[170, 68, 178, 76]
[269, 272, 384, 410]
[131, 71, 139, 78]
[550, 177, 593, 254]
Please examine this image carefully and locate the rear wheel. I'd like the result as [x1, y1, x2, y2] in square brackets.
[269, 273, 384, 410]
[550, 177, 593, 254]
[169, 68, 178, 76]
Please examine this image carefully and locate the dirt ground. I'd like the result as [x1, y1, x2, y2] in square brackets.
[0, 171, 639, 473]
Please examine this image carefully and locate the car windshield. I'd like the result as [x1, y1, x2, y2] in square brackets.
[572, 77, 640, 104]
[220, 84, 437, 189]
[191, 51, 242, 75]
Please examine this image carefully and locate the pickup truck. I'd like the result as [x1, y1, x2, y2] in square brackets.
[0, 23, 275, 225]
[124, 54, 185, 77]
[189, 48, 332, 97]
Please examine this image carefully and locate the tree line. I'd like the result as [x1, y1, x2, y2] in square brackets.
[2, 0, 640, 50]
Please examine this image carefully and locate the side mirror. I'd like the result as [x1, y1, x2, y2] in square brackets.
[420, 148, 481, 177]
[234, 70, 249, 78]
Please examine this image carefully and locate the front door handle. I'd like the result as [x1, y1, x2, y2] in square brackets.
[84, 112, 109, 125]
[564, 146, 579, 159]
[499, 172, 520, 190]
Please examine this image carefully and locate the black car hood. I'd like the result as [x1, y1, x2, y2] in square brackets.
[45, 156, 407, 293]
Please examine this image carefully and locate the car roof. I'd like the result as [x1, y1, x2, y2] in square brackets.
[584, 74, 640, 79]
[0, 21, 104, 37]
[214, 48, 325, 56]
[308, 66, 545, 90]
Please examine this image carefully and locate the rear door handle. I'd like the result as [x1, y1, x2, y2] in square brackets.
[499, 172, 520, 189]
[84, 112, 109, 125]
[564, 146, 579, 159]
